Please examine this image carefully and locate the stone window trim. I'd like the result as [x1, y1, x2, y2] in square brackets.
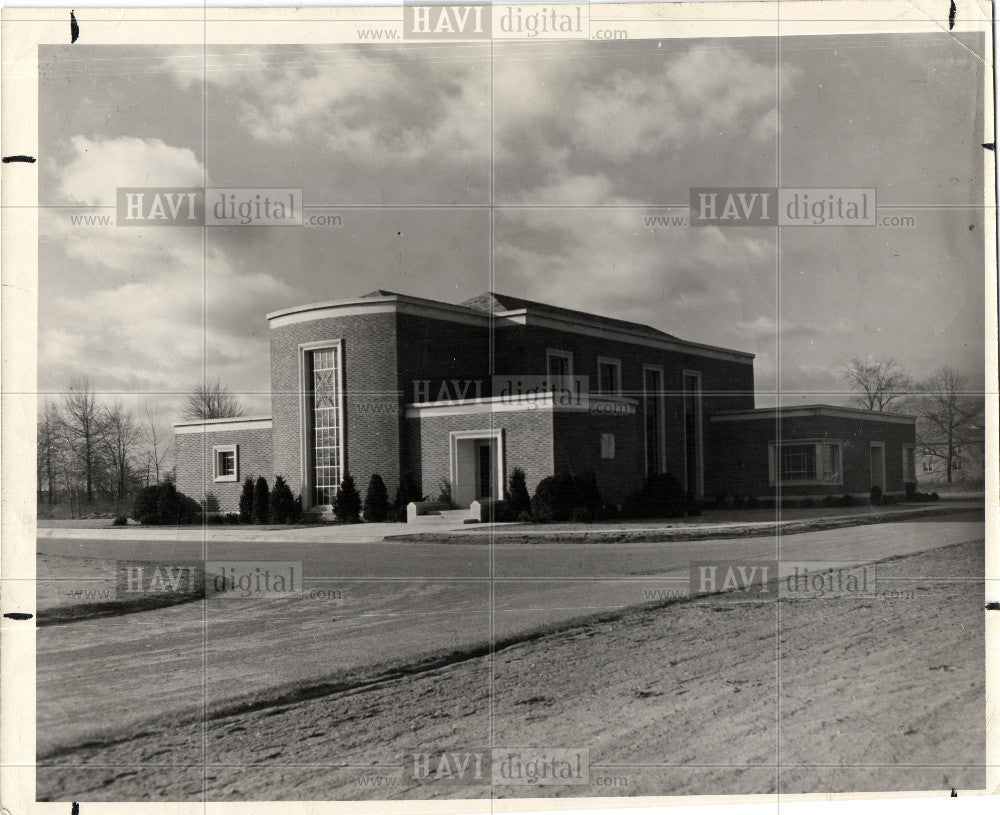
[297, 338, 346, 510]
[213, 444, 238, 483]
[682, 369, 704, 498]
[902, 444, 917, 483]
[642, 363, 666, 476]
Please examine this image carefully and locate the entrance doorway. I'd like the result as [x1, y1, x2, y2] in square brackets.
[449, 429, 505, 507]
[476, 440, 495, 500]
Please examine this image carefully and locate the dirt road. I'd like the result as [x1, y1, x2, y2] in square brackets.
[38, 539, 985, 801]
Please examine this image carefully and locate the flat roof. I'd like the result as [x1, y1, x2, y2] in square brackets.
[711, 405, 916, 424]
[174, 416, 273, 433]
[266, 290, 755, 363]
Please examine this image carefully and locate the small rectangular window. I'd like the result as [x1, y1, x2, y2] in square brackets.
[597, 358, 621, 396]
[769, 441, 843, 486]
[781, 444, 816, 482]
[601, 433, 615, 459]
[546, 349, 572, 383]
[213, 445, 238, 482]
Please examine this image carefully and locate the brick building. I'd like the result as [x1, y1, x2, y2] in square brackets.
[174, 290, 918, 518]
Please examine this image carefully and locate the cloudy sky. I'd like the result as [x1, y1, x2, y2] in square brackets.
[38, 33, 986, 426]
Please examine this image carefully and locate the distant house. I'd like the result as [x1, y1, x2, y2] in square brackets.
[174, 290, 917, 518]
[918, 425, 985, 485]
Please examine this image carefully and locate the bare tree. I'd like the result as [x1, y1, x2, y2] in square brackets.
[103, 400, 142, 506]
[842, 357, 913, 412]
[183, 378, 246, 420]
[141, 403, 172, 485]
[59, 381, 110, 503]
[37, 400, 61, 504]
[912, 367, 985, 484]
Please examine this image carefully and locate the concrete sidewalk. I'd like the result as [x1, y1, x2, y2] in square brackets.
[35, 520, 444, 543]
[35, 501, 982, 544]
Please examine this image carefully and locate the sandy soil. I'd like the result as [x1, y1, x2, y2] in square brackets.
[38, 539, 985, 801]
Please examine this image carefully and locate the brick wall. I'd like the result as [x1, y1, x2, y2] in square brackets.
[173, 427, 272, 513]
[267, 303, 757, 508]
[493, 323, 754, 486]
[270, 311, 401, 504]
[552, 409, 643, 502]
[396, 312, 490, 404]
[404, 408, 555, 502]
[706, 413, 917, 498]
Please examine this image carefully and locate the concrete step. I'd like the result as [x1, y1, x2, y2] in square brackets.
[407, 507, 478, 525]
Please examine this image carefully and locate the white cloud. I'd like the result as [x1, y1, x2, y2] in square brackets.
[165, 46, 490, 163]
[495, 209, 776, 353]
[41, 136, 293, 407]
[59, 136, 203, 206]
[494, 42, 795, 203]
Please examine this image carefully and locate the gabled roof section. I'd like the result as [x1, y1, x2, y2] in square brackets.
[461, 291, 679, 340]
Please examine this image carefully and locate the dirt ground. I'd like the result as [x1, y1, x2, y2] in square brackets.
[38, 539, 985, 801]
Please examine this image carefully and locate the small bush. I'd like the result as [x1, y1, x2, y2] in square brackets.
[239, 477, 255, 523]
[112, 514, 128, 526]
[839, 494, 856, 507]
[530, 471, 603, 523]
[623, 473, 687, 519]
[506, 467, 532, 515]
[333, 473, 362, 523]
[252, 476, 271, 524]
[596, 500, 622, 521]
[386, 506, 407, 523]
[363, 474, 391, 522]
[224, 513, 241, 525]
[270, 476, 297, 524]
[131, 486, 159, 524]
[490, 500, 517, 523]
[131, 482, 200, 525]
[436, 477, 452, 505]
[394, 472, 422, 509]
[870, 485, 883, 506]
